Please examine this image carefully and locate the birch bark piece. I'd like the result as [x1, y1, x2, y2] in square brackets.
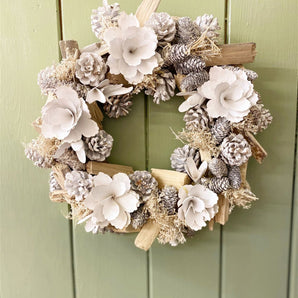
[87, 102, 104, 129]
[244, 131, 267, 164]
[52, 163, 71, 188]
[86, 161, 134, 176]
[214, 194, 229, 225]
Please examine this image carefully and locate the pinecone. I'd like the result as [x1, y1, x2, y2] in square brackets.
[55, 148, 86, 171]
[146, 12, 176, 45]
[24, 145, 52, 168]
[84, 130, 113, 162]
[208, 177, 230, 193]
[221, 134, 252, 166]
[66, 81, 90, 98]
[208, 158, 228, 178]
[75, 52, 107, 86]
[168, 44, 189, 64]
[195, 14, 220, 41]
[158, 186, 179, 215]
[131, 204, 149, 229]
[49, 171, 61, 192]
[183, 105, 210, 131]
[64, 170, 93, 201]
[103, 93, 133, 118]
[180, 71, 209, 91]
[250, 104, 273, 133]
[228, 166, 241, 189]
[211, 117, 231, 144]
[175, 56, 206, 75]
[37, 65, 59, 95]
[170, 145, 200, 173]
[175, 17, 200, 44]
[129, 171, 158, 197]
[221, 65, 258, 81]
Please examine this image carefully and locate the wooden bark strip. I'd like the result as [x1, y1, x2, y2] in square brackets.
[80, 42, 101, 54]
[215, 194, 229, 225]
[151, 168, 191, 189]
[86, 161, 134, 176]
[134, 220, 161, 251]
[49, 189, 71, 203]
[205, 43, 256, 66]
[244, 131, 267, 164]
[109, 225, 140, 234]
[59, 40, 79, 59]
[87, 102, 104, 129]
[135, 0, 161, 26]
[200, 149, 212, 162]
[208, 218, 214, 231]
[52, 163, 70, 188]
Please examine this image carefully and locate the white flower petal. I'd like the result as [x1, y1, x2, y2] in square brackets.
[116, 191, 139, 212]
[86, 88, 106, 104]
[110, 208, 130, 229]
[103, 198, 120, 220]
[94, 172, 112, 186]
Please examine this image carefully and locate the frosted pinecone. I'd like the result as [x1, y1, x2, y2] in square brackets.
[208, 177, 230, 193]
[66, 81, 90, 99]
[55, 148, 86, 171]
[84, 130, 113, 162]
[195, 14, 220, 41]
[129, 171, 158, 197]
[75, 52, 107, 86]
[146, 12, 176, 45]
[221, 65, 258, 81]
[183, 105, 210, 131]
[211, 117, 231, 144]
[208, 158, 228, 178]
[228, 166, 241, 189]
[49, 171, 61, 192]
[158, 186, 179, 215]
[170, 145, 200, 173]
[64, 170, 93, 201]
[131, 204, 149, 229]
[250, 104, 273, 133]
[175, 56, 206, 75]
[221, 134, 252, 166]
[180, 71, 209, 91]
[24, 145, 52, 168]
[103, 93, 133, 118]
[168, 44, 189, 64]
[145, 71, 176, 104]
[37, 65, 59, 95]
[91, 0, 120, 39]
[175, 17, 200, 44]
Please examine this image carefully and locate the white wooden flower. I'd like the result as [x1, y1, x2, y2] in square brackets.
[177, 184, 218, 231]
[84, 172, 140, 230]
[201, 66, 259, 122]
[41, 86, 98, 143]
[104, 12, 159, 84]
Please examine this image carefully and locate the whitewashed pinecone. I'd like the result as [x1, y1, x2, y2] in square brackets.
[228, 166, 241, 189]
[168, 44, 189, 64]
[84, 130, 113, 161]
[65, 81, 90, 99]
[55, 148, 86, 171]
[208, 177, 230, 193]
[25, 145, 52, 168]
[146, 12, 176, 45]
[49, 171, 61, 192]
[175, 17, 200, 44]
[183, 105, 210, 131]
[250, 104, 273, 133]
[211, 117, 231, 144]
[129, 171, 158, 197]
[64, 170, 93, 201]
[37, 65, 59, 95]
[195, 14, 220, 41]
[180, 71, 209, 91]
[131, 204, 149, 229]
[158, 186, 179, 215]
[103, 93, 133, 118]
[221, 65, 258, 81]
[170, 145, 200, 172]
[221, 134, 252, 166]
[75, 52, 107, 87]
[208, 158, 228, 178]
[175, 56, 206, 75]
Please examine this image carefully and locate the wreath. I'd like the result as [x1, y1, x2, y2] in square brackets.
[25, 0, 272, 250]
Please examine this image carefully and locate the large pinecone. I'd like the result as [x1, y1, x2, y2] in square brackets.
[211, 117, 231, 144]
[183, 105, 210, 131]
[146, 12, 176, 45]
[175, 17, 200, 44]
[195, 14, 220, 41]
[208, 158, 228, 178]
[131, 204, 149, 229]
[84, 130, 113, 162]
[180, 71, 209, 91]
[103, 93, 133, 118]
[228, 166, 241, 189]
[170, 145, 200, 173]
[55, 148, 86, 171]
[221, 134, 252, 166]
[208, 177, 230, 193]
[175, 56, 206, 75]
[129, 171, 158, 197]
[37, 65, 59, 95]
[158, 186, 179, 215]
[249, 104, 273, 133]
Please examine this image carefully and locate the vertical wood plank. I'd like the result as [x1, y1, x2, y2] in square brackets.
[60, 1, 148, 297]
[222, 1, 298, 298]
[148, 1, 225, 297]
[0, 1, 74, 298]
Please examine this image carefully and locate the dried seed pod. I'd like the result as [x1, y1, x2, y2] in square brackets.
[183, 105, 210, 130]
[129, 171, 158, 197]
[208, 158, 228, 178]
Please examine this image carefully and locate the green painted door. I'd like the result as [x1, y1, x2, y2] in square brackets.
[1, 0, 297, 297]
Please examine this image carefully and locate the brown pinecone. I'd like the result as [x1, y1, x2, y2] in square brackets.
[208, 158, 228, 178]
[211, 117, 231, 144]
[175, 56, 206, 75]
[168, 44, 189, 64]
[180, 71, 209, 91]
[158, 186, 179, 215]
[183, 105, 210, 131]
[55, 148, 86, 171]
[175, 17, 200, 44]
[103, 93, 133, 118]
[131, 204, 149, 229]
[129, 171, 158, 197]
[228, 166, 241, 189]
[208, 177, 230, 193]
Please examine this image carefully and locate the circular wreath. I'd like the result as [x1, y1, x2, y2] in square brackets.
[25, 0, 272, 250]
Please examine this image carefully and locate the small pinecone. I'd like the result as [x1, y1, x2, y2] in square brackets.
[64, 170, 93, 201]
[195, 14, 220, 41]
[66, 81, 90, 98]
[129, 171, 158, 197]
[175, 56, 206, 75]
[200, 177, 210, 188]
[228, 166, 241, 189]
[131, 204, 149, 229]
[103, 93, 133, 118]
[211, 117, 231, 144]
[49, 171, 61, 192]
[221, 134, 252, 166]
[208, 177, 230, 193]
[168, 44, 189, 64]
[55, 148, 86, 171]
[84, 130, 113, 162]
[183, 105, 210, 130]
[24, 145, 52, 168]
[221, 65, 258, 81]
[158, 186, 179, 215]
[180, 71, 209, 91]
[170, 145, 200, 173]
[251, 104, 273, 132]
[175, 17, 200, 44]
[37, 65, 59, 95]
[146, 12, 176, 45]
[208, 158, 228, 178]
